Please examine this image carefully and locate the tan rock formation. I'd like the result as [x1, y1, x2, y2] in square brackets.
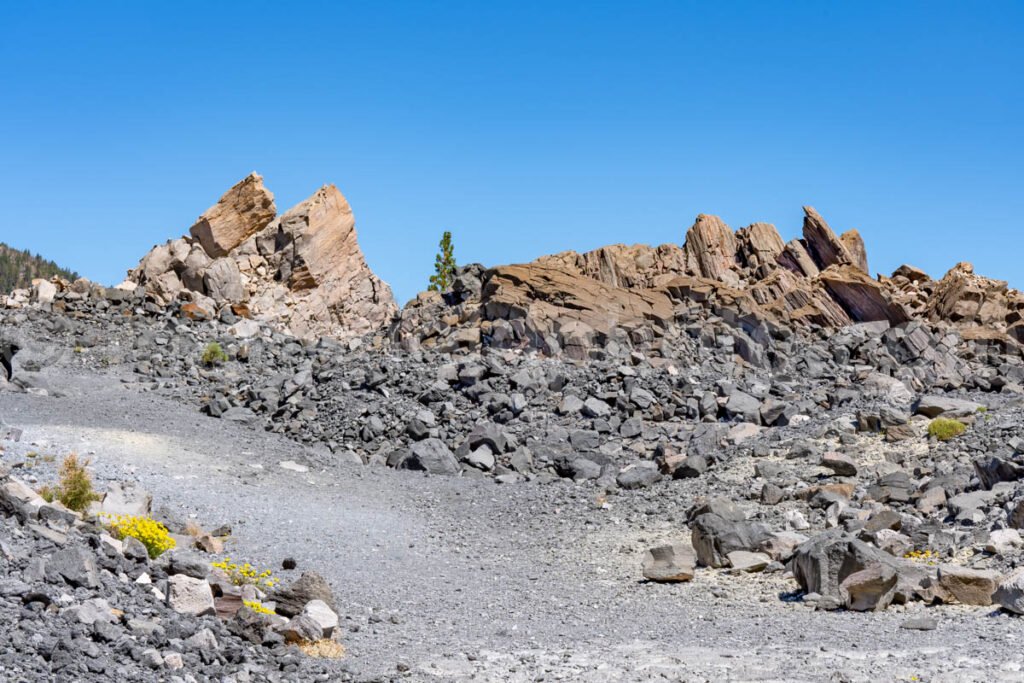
[127, 175, 397, 340]
[839, 229, 869, 273]
[242, 184, 398, 339]
[683, 215, 740, 286]
[534, 243, 687, 289]
[926, 262, 1024, 332]
[818, 265, 910, 324]
[736, 223, 785, 271]
[482, 263, 674, 340]
[189, 173, 276, 258]
[802, 206, 853, 270]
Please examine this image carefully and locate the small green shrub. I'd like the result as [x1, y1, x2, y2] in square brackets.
[38, 453, 100, 513]
[928, 417, 966, 441]
[201, 342, 228, 366]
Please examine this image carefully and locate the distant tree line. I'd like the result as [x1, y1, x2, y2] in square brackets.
[0, 242, 79, 293]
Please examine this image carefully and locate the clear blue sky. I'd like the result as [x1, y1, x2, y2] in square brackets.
[2, 1, 1021, 304]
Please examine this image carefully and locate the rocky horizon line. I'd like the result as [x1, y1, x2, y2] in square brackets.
[7, 171, 1023, 356]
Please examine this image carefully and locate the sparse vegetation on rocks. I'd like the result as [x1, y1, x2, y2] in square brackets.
[211, 557, 279, 590]
[103, 513, 176, 558]
[200, 341, 228, 366]
[928, 417, 967, 441]
[37, 453, 99, 513]
[428, 230, 457, 292]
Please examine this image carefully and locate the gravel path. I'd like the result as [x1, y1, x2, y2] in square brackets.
[2, 368, 1022, 681]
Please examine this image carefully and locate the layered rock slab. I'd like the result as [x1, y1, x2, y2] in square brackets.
[189, 172, 276, 258]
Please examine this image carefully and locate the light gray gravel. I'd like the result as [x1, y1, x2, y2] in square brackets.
[3, 366, 1023, 681]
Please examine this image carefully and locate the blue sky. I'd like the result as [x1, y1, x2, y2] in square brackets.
[2, 1, 1021, 304]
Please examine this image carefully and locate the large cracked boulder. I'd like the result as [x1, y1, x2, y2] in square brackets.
[818, 265, 910, 324]
[691, 513, 772, 569]
[789, 530, 904, 606]
[189, 172, 276, 258]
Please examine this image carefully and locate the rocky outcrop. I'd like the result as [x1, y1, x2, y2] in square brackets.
[926, 262, 1024, 333]
[840, 229, 869, 273]
[534, 243, 687, 290]
[801, 206, 853, 271]
[242, 184, 398, 339]
[391, 203, 1022, 359]
[683, 215, 740, 286]
[189, 173, 276, 258]
[107, 181, 1022, 357]
[126, 174, 397, 340]
[482, 264, 675, 358]
[818, 265, 910, 324]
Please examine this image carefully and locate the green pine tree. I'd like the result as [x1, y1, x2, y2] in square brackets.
[428, 231, 456, 292]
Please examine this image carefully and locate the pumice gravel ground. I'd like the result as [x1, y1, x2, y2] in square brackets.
[2, 364, 1023, 682]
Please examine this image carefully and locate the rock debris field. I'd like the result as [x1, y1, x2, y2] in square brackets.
[2, 174, 1024, 681]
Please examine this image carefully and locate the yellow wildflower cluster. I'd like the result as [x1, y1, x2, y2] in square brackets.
[211, 557, 279, 590]
[243, 599, 275, 615]
[103, 514, 176, 558]
[904, 549, 939, 564]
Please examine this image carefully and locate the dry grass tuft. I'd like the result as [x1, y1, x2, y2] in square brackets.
[296, 639, 346, 659]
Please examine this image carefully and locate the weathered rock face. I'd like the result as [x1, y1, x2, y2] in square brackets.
[818, 265, 910, 324]
[242, 184, 398, 339]
[801, 206, 853, 271]
[126, 174, 397, 340]
[839, 229, 869, 273]
[481, 263, 675, 358]
[925, 262, 1024, 338]
[189, 173, 277, 258]
[736, 223, 785, 273]
[393, 202, 1023, 359]
[683, 214, 740, 286]
[534, 243, 687, 290]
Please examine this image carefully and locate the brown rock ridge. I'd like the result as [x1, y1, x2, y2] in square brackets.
[395, 204, 1020, 357]
[125, 173, 397, 339]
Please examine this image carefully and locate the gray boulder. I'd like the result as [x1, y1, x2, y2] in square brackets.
[993, 567, 1024, 614]
[691, 513, 772, 568]
[915, 395, 984, 418]
[642, 543, 696, 582]
[271, 571, 337, 618]
[790, 530, 900, 605]
[402, 439, 460, 475]
[616, 462, 662, 490]
[45, 547, 100, 588]
[167, 574, 215, 617]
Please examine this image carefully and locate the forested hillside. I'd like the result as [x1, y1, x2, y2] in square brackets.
[0, 242, 78, 293]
